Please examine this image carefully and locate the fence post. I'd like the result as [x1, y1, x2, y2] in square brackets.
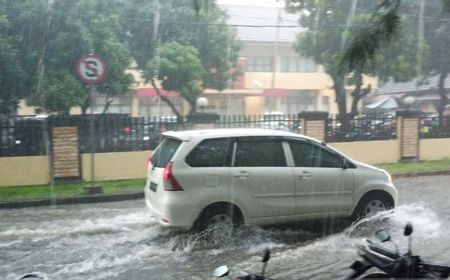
[397, 110, 422, 161]
[298, 111, 329, 142]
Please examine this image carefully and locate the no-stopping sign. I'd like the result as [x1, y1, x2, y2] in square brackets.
[76, 54, 108, 84]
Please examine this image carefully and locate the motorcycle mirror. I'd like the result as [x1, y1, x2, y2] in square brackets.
[404, 223, 413, 236]
[374, 229, 391, 243]
[262, 248, 271, 263]
[212, 266, 229, 278]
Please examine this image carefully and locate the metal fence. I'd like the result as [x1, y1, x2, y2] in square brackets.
[0, 113, 413, 157]
[326, 116, 397, 142]
[0, 118, 46, 157]
[420, 116, 450, 139]
[0, 115, 187, 157]
[215, 114, 302, 133]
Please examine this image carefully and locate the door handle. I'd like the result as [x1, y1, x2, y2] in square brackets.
[234, 171, 250, 178]
[297, 171, 312, 179]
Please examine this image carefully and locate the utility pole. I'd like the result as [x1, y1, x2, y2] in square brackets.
[270, 7, 281, 113]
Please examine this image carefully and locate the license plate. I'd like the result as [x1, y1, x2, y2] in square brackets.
[150, 182, 157, 192]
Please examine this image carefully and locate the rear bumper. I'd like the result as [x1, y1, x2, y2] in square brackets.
[144, 188, 197, 231]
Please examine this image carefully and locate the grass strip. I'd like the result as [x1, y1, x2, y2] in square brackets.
[0, 178, 145, 202]
[376, 158, 450, 175]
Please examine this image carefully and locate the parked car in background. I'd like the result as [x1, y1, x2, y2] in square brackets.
[144, 129, 398, 232]
[258, 112, 290, 131]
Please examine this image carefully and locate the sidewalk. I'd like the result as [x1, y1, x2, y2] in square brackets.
[1, 170, 449, 210]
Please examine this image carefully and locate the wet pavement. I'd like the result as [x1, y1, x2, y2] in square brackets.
[1, 175, 449, 279]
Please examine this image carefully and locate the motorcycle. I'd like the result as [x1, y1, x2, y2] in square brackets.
[212, 248, 275, 279]
[347, 223, 450, 279]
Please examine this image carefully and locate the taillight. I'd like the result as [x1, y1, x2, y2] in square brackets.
[163, 161, 183, 191]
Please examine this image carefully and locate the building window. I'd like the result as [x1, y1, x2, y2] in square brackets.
[281, 57, 316, 72]
[322, 96, 329, 112]
[246, 57, 273, 72]
[280, 91, 317, 114]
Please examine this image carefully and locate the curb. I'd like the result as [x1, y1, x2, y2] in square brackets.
[391, 170, 450, 179]
[0, 191, 144, 210]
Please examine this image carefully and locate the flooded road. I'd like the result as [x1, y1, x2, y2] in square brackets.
[1, 175, 449, 279]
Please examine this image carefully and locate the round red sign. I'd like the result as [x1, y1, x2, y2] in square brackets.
[76, 54, 108, 84]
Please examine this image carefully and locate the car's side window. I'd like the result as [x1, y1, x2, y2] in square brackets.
[234, 138, 286, 167]
[319, 147, 343, 168]
[185, 138, 231, 167]
[289, 140, 342, 168]
[289, 140, 317, 167]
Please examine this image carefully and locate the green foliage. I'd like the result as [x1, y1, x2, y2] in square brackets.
[0, 13, 25, 115]
[287, 0, 420, 118]
[0, 0, 132, 115]
[145, 42, 204, 114]
[34, 74, 86, 114]
[123, 0, 240, 114]
[421, 0, 450, 117]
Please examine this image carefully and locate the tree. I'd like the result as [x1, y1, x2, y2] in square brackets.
[344, 0, 450, 120]
[341, 0, 401, 117]
[0, 0, 132, 115]
[0, 13, 25, 115]
[122, 0, 240, 116]
[422, 0, 450, 120]
[144, 42, 205, 119]
[285, 0, 418, 122]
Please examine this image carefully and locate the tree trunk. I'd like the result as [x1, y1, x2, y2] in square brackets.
[349, 72, 371, 119]
[150, 79, 183, 121]
[101, 94, 113, 115]
[81, 98, 89, 116]
[437, 71, 449, 124]
[333, 75, 349, 131]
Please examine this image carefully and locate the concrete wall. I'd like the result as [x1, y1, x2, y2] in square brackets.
[81, 151, 149, 181]
[330, 140, 401, 164]
[2, 138, 450, 187]
[420, 138, 450, 161]
[0, 156, 50, 187]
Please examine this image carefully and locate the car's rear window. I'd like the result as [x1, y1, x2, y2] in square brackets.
[152, 138, 181, 168]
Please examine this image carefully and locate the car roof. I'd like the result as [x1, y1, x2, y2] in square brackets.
[162, 128, 320, 143]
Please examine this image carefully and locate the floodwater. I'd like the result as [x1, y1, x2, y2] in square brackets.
[1, 176, 449, 279]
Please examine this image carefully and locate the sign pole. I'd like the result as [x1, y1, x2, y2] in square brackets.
[89, 84, 96, 185]
[76, 54, 107, 194]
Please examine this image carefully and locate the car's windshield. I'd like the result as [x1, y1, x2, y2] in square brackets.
[1, 0, 450, 279]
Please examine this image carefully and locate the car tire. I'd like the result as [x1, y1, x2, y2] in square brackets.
[197, 205, 242, 241]
[353, 192, 394, 220]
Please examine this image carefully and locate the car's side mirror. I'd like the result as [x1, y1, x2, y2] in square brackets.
[404, 223, 413, 236]
[374, 229, 391, 243]
[212, 265, 229, 278]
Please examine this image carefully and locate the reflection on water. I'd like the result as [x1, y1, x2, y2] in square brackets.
[1, 199, 449, 280]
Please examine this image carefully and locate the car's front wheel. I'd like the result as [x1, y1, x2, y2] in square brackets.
[353, 192, 394, 220]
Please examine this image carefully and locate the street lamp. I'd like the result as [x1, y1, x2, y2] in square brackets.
[196, 97, 209, 113]
[403, 96, 416, 111]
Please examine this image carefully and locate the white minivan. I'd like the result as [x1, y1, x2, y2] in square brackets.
[144, 129, 397, 232]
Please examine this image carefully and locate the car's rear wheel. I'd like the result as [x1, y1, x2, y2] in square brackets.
[197, 205, 242, 241]
[353, 192, 394, 220]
